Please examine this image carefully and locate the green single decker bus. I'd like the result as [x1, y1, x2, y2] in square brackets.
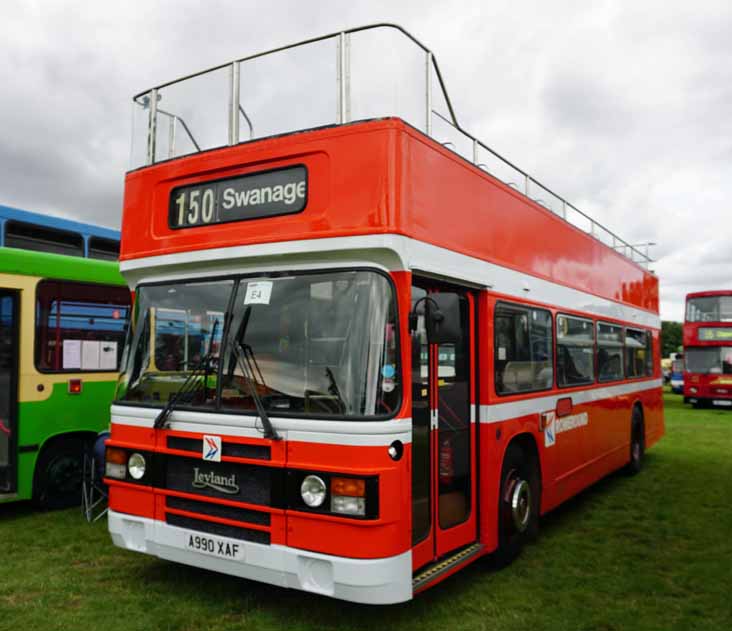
[0, 205, 130, 508]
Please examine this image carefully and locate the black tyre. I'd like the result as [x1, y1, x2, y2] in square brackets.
[33, 438, 86, 509]
[493, 442, 540, 567]
[626, 407, 645, 476]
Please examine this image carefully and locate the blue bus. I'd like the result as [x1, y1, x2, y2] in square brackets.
[670, 353, 684, 394]
[0, 204, 120, 260]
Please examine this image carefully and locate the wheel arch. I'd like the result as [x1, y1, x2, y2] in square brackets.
[500, 431, 543, 492]
[33, 430, 98, 486]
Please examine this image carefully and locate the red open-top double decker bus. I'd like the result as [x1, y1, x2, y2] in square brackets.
[683, 290, 732, 407]
[106, 25, 663, 604]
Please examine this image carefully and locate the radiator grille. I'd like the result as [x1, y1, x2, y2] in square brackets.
[164, 455, 271, 505]
[166, 495, 270, 526]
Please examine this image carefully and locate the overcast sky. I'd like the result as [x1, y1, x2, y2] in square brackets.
[1, 0, 730, 321]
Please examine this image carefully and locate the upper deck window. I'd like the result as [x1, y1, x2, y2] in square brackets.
[35, 280, 131, 372]
[116, 270, 399, 419]
[5, 221, 84, 257]
[686, 296, 732, 322]
[88, 237, 120, 261]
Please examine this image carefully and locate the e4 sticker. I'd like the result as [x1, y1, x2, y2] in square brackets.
[244, 281, 273, 305]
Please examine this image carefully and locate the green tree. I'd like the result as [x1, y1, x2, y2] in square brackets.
[661, 320, 683, 357]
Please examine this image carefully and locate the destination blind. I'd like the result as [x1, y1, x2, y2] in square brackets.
[698, 327, 732, 342]
[169, 165, 307, 229]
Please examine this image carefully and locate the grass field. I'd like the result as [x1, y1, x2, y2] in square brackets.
[1, 391, 730, 631]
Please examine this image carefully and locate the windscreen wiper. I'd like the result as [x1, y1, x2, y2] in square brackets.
[325, 366, 346, 413]
[153, 320, 219, 430]
[232, 341, 281, 441]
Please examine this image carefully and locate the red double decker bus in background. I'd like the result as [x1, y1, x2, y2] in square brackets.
[683, 291, 732, 408]
[105, 25, 663, 604]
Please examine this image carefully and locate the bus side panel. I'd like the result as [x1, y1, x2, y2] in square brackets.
[640, 385, 664, 450]
[286, 440, 411, 559]
[15, 380, 115, 500]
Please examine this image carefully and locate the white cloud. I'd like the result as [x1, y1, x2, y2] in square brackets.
[1, 0, 730, 322]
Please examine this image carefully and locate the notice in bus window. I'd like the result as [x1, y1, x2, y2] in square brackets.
[100, 341, 118, 370]
[81, 341, 101, 370]
[244, 281, 273, 305]
[62, 339, 82, 370]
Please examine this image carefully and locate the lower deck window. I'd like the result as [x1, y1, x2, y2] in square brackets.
[494, 303, 552, 395]
[625, 328, 649, 378]
[35, 280, 131, 372]
[597, 322, 623, 382]
[557, 315, 594, 386]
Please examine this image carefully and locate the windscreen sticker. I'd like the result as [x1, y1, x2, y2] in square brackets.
[244, 281, 273, 305]
[498, 347, 506, 360]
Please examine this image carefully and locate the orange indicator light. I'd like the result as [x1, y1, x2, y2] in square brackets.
[106, 447, 128, 465]
[331, 477, 365, 497]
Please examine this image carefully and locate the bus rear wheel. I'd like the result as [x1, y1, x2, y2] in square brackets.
[494, 442, 540, 567]
[33, 438, 86, 510]
[626, 407, 645, 476]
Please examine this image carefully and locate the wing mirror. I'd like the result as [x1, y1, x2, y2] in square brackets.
[410, 293, 462, 344]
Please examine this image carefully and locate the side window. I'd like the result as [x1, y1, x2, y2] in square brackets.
[88, 236, 120, 261]
[494, 303, 552, 395]
[557, 315, 594, 387]
[5, 220, 84, 257]
[645, 331, 654, 376]
[625, 328, 648, 378]
[35, 280, 131, 372]
[597, 322, 623, 382]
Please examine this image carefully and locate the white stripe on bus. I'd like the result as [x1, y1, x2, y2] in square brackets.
[479, 378, 662, 423]
[120, 234, 660, 329]
[110, 405, 412, 447]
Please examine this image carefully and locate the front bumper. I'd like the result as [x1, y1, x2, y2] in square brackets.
[109, 510, 412, 604]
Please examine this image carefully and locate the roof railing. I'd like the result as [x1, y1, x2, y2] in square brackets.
[131, 23, 654, 270]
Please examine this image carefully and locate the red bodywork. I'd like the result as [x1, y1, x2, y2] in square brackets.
[683, 290, 732, 404]
[112, 118, 662, 584]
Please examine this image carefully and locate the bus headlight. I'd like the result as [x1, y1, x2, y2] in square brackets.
[300, 475, 326, 507]
[127, 452, 147, 480]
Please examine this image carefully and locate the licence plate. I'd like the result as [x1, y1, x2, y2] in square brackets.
[713, 400, 732, 406]
[185, 532, 245, 561]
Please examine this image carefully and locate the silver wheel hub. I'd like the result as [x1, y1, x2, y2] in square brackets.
[632, 441, 641, 461]
[510, 479, 532, 532]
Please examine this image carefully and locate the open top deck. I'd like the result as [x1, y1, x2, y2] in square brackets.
[129, 24, 654, 271]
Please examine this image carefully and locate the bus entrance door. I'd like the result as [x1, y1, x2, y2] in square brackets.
[0, 290, 19, 494]
[411, 284, 477, 572]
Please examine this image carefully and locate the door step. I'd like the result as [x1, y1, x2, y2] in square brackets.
[412, 542, 484, 592]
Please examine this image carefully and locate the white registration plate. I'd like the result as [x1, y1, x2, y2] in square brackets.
[713, 400, 732, 407]
[185, 532, 245, 561]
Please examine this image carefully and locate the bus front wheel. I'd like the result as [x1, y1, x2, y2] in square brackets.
[494, 442, 540, 567]
[33, 438, 86, 510]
